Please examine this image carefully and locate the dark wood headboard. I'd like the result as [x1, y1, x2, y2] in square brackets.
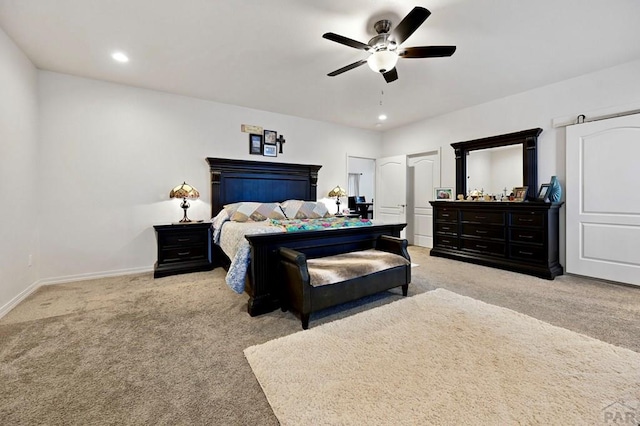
[206, 158, 322, 218]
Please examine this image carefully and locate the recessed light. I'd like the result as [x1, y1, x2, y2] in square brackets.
[111, 51, 129, 63]
[378, 114, 387, 121]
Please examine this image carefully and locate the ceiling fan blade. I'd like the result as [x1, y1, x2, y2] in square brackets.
[391, 7, 431, 45]
[327, 59, 368, 77]
[382, 68, 398, 83]
[399, 46, 457, 58]
[322, 32, 370, 51]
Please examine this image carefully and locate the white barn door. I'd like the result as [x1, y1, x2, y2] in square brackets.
[566, 113, 640, 286]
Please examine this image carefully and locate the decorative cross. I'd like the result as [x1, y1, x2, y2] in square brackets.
[276, 134, 286, 154]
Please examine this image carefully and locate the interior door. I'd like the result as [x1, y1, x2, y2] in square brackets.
[408, 152, 440, 248]
[376, 155, 408, 236]
[566, 113, 640, 286]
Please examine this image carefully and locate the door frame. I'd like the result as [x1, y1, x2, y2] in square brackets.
[346, 153, 376, 208]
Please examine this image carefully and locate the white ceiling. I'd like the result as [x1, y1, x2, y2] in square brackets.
[2, 0, 640, 131]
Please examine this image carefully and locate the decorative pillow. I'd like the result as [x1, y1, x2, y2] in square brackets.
[229, 202, 286, 222]
[223, 202, 243, 219]
[281, 200, 330, 219]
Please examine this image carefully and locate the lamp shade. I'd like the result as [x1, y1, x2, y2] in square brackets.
[328, 186, 347, 198]
[170, 182, 199, 200]
[367, 50, 398, 73]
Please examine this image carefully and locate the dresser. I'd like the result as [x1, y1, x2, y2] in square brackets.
[153, 223, 213, 278]
[430, 201, 563, 279]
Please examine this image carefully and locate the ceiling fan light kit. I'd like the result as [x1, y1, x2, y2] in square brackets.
[367, 50, 398, 73]
[323, 6, 456, 83]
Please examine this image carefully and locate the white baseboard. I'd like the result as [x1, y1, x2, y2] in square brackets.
[0, 266, 154, 319]
[37, 266, 153, 286]
[0, 280, 41, 319]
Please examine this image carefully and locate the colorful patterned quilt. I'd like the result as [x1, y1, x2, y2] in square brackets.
[268, 217, 372, 232]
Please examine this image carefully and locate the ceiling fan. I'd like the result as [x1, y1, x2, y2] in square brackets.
[323, 6, 456, 83]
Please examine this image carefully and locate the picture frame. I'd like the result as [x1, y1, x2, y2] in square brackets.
[513, 186, 528, 202]
[263, 143, 277, 157]
[434, 187, 454, 200]
[263, 129, 277, 145]
[249, 133, 262, 155]
[536, 183, 551, 202]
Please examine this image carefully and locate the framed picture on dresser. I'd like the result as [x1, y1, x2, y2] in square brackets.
[434, 187, 454, 200]
[536, 184, 551, 201]
[513, 186, 528, 202]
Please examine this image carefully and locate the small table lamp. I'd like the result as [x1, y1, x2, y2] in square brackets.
[170, 182, 200, 223]
[328, 185, 347, 214]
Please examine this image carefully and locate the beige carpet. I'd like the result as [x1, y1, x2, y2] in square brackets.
[3, 246, 640, 424]
[245, 288, 640, 425]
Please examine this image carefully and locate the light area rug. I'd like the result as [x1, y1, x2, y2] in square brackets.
[244, 288, 640, 425]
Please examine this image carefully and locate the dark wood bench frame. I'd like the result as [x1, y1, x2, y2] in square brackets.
[278, 235, 411, 329]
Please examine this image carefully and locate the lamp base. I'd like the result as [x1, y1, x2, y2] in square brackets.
[177, 199, 201, 224]
[172, 220, 203, 225]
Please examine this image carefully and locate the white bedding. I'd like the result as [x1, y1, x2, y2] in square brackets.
[213, 217, 283, 293]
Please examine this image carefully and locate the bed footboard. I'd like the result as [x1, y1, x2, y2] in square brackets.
[244, 223, 406, 316]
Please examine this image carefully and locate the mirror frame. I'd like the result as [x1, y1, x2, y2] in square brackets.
[451, 128, 542, 200]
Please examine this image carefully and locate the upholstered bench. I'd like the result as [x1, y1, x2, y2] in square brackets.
[278, 235, 411, 329]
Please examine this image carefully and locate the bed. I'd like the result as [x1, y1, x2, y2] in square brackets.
[206, 157, 406, 316]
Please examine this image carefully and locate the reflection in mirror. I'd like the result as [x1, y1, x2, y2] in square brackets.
[452, 128, 542, 200]
[467, 145, 522, 196]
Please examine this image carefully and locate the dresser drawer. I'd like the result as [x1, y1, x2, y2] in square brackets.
[435, 223, 458, 235]
[510, 228, 544, 245]
[509, 244, 546, 263]
[461, 210, 505, 225]
[461, 239, 505, 256]
[160, 246, 207, 263]
[435, 235, 459, 249]
[510, 212, 544, 228]
[462, 224, 505, 240]
[160, 231, 208, 247]
[436, 208, 458, 222]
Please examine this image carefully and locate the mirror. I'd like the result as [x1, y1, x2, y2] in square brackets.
[451, 128, 542, 200]
[467, 144, 523, 197]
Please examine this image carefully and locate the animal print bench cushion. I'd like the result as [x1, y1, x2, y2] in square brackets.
[306, 249, 410, 287]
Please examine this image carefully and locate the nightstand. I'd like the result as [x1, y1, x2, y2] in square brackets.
[153, 222, 213, 278]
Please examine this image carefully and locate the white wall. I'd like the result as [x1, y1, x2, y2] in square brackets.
[382, 58, 640, 266]
[37, 72, 382, 282]
[0, 28, 39, 314]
